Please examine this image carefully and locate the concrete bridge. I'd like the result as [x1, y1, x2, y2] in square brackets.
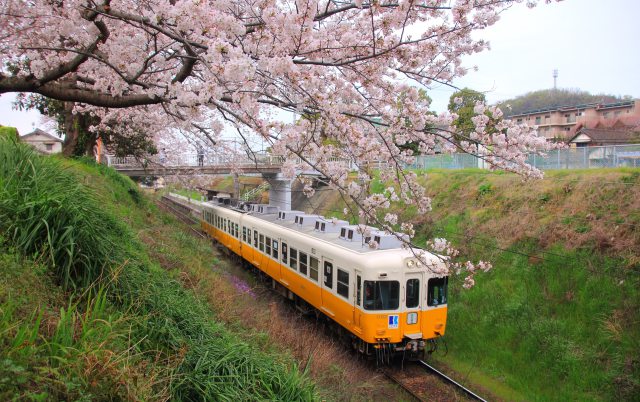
[107, 154, 288, 176]
[106, 153, 354, 210]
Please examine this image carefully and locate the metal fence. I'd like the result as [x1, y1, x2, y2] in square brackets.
[405, 144, 640, 171]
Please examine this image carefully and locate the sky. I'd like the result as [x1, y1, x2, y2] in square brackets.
[1, 0, 639, 135]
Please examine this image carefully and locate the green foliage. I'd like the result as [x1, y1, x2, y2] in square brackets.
[448, 88, 487, 138]
[477, 183, 492, 196]
[497, 88, 628, 116]
[0, 136, 130, 290]
[0, 126, 19, 139]
[0, 138, 317, 400]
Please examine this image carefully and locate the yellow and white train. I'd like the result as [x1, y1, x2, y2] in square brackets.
[200, 198, 448, 361]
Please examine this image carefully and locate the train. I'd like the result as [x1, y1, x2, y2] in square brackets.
[198, 196, 448, 363]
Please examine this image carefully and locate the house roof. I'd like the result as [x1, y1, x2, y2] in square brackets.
[21, 128, 62, 142]
[568, 127, 640, 144]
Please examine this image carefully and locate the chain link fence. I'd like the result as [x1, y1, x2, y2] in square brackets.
[406, 144, 640, 171]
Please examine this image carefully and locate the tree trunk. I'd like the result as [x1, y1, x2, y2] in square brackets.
[61, 102, 78, 156]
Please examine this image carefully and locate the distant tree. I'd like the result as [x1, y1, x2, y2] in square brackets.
[448, 88, 487, 137]
[497, 88, 627, 116]
[15, 94, 156, 157]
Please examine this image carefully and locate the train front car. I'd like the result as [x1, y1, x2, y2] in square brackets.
[355, 250, 448, 364]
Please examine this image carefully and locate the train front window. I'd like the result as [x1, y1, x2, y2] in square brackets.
[427, 277, 448, 307]
[406, 279, 420, 308]
[363, 281, 399, 311]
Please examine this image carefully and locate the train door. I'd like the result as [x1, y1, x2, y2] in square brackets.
[320, 258, 336, 317]
[403, 272, 423, 337]
[353, 270, 363, 333]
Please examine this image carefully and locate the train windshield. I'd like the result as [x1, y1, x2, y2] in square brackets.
[427, 277, 448, 307]
[363, 281, 399, 311]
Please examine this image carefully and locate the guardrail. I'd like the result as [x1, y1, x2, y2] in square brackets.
[106, 144, 640, 173]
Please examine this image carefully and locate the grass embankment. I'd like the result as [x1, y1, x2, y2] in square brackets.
[391, 169, 639, 401]
[306, 168, 639, 400]
[0, 136, 316, 400]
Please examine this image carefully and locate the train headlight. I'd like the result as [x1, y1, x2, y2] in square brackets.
[407, 312, 418, 325]
[406, 260, 415, 268]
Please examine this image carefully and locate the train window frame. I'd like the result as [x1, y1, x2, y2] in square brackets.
[272, 240, 279, 259]
[253, 230, 258, 248]
[363, 280, 400, 311]
[265, 237, 271, 255]
[337, 269, 349, 299]
[427, 277, 448, 307]
[356, 275, 362, 306]
[259, 234, 265, 252]
[224, 219, 227, 232]
[324, 262, 333, 289]
[282, 243, 288, 263]
[289, 248, 298, 270]
[309, 257, 319, 282]
[299, 252, 308, 275]
[235, 223, 239, 238]
[406, 278, 420, 308]
[242, 227, 247, 242]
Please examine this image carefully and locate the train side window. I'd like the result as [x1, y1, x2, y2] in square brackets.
[235, 223, 239, 238]
[356, 275, 362, 306]
[265, 237, 272, 255]
[324, 262, 333, 289]
[242, 227, 247, 242]
[259, 234, 265, 252]
[224, 219, 227, 232]
[340, 228, 346, 238]
[347, 230, 353, 240]
[282, 243, 288, 263]
[363, 281, 400, 310]
[337, 269, 349, 299]
[309, 257, 319, 281]
[253, 230, 258, 248]
[272, 240, 279, 259]
[406, 279, 420, 308]
[299, 252, 308, 275]
[289, 248, 298, 270]
[427, 277, 448, 307]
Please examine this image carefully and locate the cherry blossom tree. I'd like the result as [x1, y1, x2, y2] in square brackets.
[1, 0, 556, 285]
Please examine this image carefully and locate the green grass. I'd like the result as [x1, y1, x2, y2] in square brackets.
[353, 168, 640, 401]
[413, 170, 640, 401]
[0, 136, 317, 400]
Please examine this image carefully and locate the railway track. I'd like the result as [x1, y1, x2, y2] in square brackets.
[158, 195, 206, 238]
[384, 360, 487, 402]
[160, 194, 487, 401]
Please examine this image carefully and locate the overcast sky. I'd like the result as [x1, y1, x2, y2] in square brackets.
[1, 0, 639, 135]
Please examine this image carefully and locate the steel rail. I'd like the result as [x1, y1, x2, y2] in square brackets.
[158, 196, 206, 238]
[417, 360, 488, 402]
[382, 369, 425, 402]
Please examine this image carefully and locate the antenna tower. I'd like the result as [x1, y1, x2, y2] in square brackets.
[553, 69, 558, 90]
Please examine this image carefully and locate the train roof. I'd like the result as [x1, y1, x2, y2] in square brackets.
[202, 201, 425, 257]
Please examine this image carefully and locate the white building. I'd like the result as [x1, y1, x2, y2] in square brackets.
[21, 129, 63, 154]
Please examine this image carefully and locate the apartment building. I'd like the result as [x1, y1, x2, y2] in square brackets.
[506, 99, 640, 142]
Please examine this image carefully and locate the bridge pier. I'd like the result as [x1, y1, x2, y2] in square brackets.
[264, 174, 292, 211]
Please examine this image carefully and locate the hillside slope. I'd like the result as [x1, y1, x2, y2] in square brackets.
[0, 138, 316, 400]
[303, 168, 639, 401]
